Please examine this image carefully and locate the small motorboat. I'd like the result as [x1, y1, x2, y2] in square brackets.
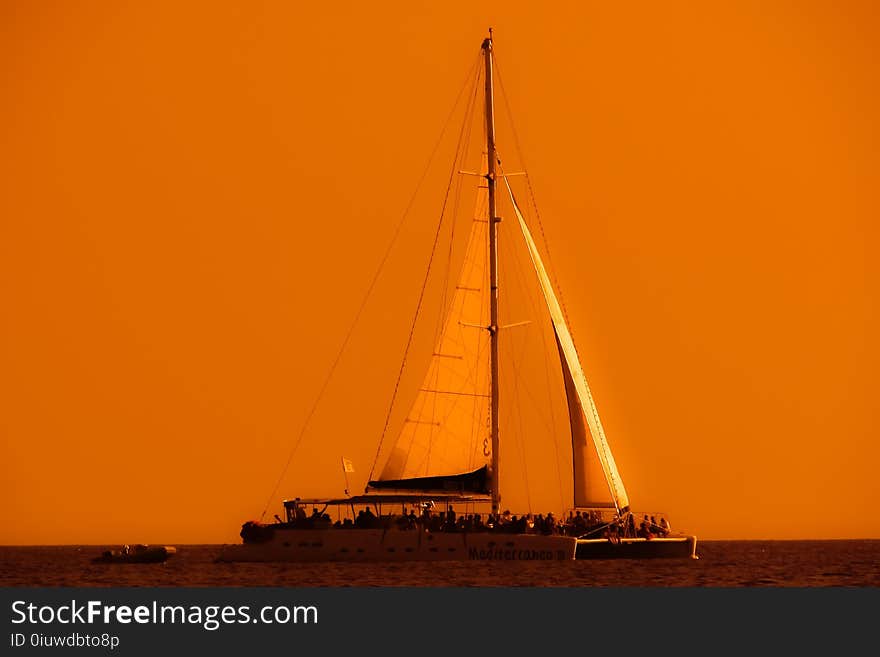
[93, 544, 177, 563]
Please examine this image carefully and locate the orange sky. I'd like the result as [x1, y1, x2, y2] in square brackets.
[2, 1, 877, 544]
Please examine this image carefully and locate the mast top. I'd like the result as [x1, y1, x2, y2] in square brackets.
[482, 28, 493, 50]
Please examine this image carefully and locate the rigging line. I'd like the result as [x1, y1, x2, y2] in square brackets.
[436, 61, 482, 344]
[426, 187, 486, 473]
[506, 320, 533, 514]
[368, 51, 483, 482]
[403, 106, 489, 479]
[498, 168, 566, 509]
[424, 228, 488, 474]
[498, 215, 567, 510]
[457, 192, 492, 473]
[426, 62, 482, 468]
[493, 56, 573, 328]
[492, 212, 537, 514]
[425, 216, 493, 474]
[420, 64, 480, 473]
[409, 219, 484, 476]
[258, 50, 483, 519]
[468, 187, 491, 474]
[498, 237, 543, 424]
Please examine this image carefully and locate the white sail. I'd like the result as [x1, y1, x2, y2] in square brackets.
[556, 337, 617, 508]
[378, 182, 492, 483]
[504, 179, 630, 512]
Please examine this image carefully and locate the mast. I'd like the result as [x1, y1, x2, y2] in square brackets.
[482, 31, 501, 514]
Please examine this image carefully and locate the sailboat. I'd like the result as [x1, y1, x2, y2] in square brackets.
[218, 32, 697, 563]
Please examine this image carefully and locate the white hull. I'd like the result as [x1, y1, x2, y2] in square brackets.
[217, 529, 577, 562]
[576, 535, 698, 559]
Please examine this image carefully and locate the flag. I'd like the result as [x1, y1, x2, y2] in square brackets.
[342, 458, 354, 473]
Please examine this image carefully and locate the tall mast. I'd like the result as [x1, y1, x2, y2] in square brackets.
[482, 30, 501, 514]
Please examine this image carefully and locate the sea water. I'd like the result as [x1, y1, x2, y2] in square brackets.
[1, 541, 878, 587]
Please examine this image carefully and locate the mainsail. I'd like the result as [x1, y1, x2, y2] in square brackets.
[373, 180, 492, 491]
[503, 178, 630, 513]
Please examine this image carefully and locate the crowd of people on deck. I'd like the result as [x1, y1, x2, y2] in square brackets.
[287, 502, 672, 539]
[604, 513, 672, 541]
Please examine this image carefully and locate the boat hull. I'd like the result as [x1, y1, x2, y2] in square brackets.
[217, 529, 577, 562]
[92, 546, 177, 564]
[575, 535, 698, 559]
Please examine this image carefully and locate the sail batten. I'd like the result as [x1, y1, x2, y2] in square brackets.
[503, 178, 630, 513]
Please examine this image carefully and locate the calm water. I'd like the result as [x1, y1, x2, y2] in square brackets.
[1, 541, 877, 587]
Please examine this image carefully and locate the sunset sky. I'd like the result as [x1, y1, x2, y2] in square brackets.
[2, 1, 877, 544]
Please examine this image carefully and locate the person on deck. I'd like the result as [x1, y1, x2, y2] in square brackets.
[293, 502, 307, 522]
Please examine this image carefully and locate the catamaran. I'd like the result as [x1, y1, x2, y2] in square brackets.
[218, 32, 697, 563]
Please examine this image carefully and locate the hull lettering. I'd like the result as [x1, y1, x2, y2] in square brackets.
[467, 547, 558, 560]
